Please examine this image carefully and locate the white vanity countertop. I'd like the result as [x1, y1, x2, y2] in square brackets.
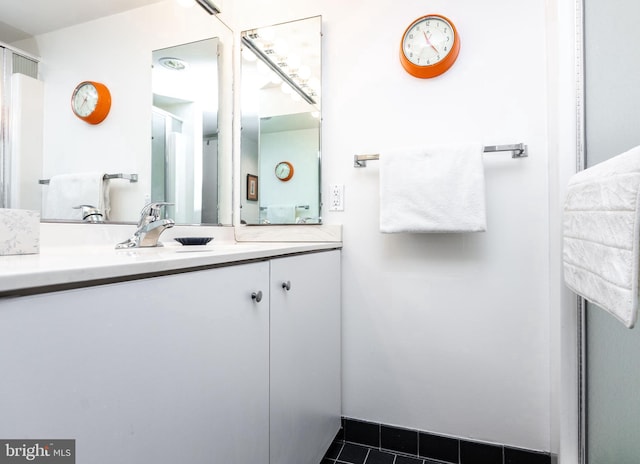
[0, 241, 341, 295]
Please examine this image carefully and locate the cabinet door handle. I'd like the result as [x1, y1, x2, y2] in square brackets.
[282, 281, 291, 291]
[251, 291, 263, 303]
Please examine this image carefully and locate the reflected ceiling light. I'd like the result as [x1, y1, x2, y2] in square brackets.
[241, 35, 316, 105]
[195, 0, 221, 15]
[287, 54, 301, 71]
[159, 57, 188, 71]
[272, 38, 289, 57]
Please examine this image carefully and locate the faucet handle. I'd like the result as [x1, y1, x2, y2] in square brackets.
[139, 202, 173, 224]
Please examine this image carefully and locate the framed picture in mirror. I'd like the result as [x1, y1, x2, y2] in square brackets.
[247, 174, 258, 201]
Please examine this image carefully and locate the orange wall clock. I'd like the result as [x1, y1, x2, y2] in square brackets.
[275, 161, 294, 182]
[400, 14, 460, 79]
[71, 81, 112, 124]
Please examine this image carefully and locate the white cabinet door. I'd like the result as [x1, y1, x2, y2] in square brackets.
[270, 250, 341, 464]
[0, 262, 270, 464]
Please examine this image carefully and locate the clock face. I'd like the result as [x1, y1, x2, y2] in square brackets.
[275, 161, 294, 181]
[402, 16, 455, 67]
[400, 14, 460, 78]
[72, 83, 99, 117]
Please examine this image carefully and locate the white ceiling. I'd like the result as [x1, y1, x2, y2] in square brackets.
[0, 0, 165, 43]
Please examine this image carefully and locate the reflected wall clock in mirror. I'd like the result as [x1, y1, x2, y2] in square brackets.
[71, 81, 112, 124]
[400, 14, 460, 78]
[275, 161, 294, 181]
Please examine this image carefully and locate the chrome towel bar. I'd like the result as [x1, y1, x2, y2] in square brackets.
[259, 204, 310, 211]
[353, 143, 528, 167]
[39, 173, 139, 184]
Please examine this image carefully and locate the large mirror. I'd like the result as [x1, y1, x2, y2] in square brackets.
[152, 37, 220, 224]
[240, 16, 322, 225]
[2, 0, 233, 225]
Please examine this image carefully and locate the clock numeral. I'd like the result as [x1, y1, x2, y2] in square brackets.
[409, 33, 414, 39]
[444, 46, 448, 52]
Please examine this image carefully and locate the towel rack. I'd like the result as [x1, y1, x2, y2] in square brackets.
[259, 204, 310, 211]
[39, 173, 139, 184]
[353, 143, 528, 167]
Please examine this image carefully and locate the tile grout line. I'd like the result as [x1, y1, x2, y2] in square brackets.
[363, 447, 371, 464]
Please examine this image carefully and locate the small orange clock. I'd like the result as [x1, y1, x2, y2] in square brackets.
[71, 81, 112, 124]
[400, 14, 460, 79]
[275, 161, 294, 181]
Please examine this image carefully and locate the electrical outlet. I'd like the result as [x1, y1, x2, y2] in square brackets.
[329, 184, 344, 211]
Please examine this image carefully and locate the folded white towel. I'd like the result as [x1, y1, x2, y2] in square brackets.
[43, 172, 110, 221]
[563, 145, 640, 328]
[267, 205, 296, 224]
[379, 143, 486, 233]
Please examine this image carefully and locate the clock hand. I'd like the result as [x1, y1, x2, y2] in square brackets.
[423, 31, 439, 54]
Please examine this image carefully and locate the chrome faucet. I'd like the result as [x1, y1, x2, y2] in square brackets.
[115, 202, 175, 249]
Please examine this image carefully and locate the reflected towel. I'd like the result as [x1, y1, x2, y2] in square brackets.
[43, 172, 110, 221]
[266, 205, 296, 224]
[563, 145, 640, 328]
[379, 143, 486, 233]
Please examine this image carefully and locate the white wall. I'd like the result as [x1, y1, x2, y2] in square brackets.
[235, 0, 551, 452]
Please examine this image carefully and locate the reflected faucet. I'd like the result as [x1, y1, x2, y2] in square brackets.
[115, 202, 175, 249]
[73, 205, 104, 223]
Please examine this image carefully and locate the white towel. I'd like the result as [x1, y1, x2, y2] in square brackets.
[563, 145, 640, 328]
[43, 172, 110, 221]
[379, 143, 486, 233]
[266, 205, 296, 224]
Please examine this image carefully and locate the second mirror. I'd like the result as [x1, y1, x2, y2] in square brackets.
[240, 16, 322, 225]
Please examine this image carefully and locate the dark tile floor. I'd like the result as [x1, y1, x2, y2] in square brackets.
[322, 440, 444, 464]
[327, 418, 552, 464]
